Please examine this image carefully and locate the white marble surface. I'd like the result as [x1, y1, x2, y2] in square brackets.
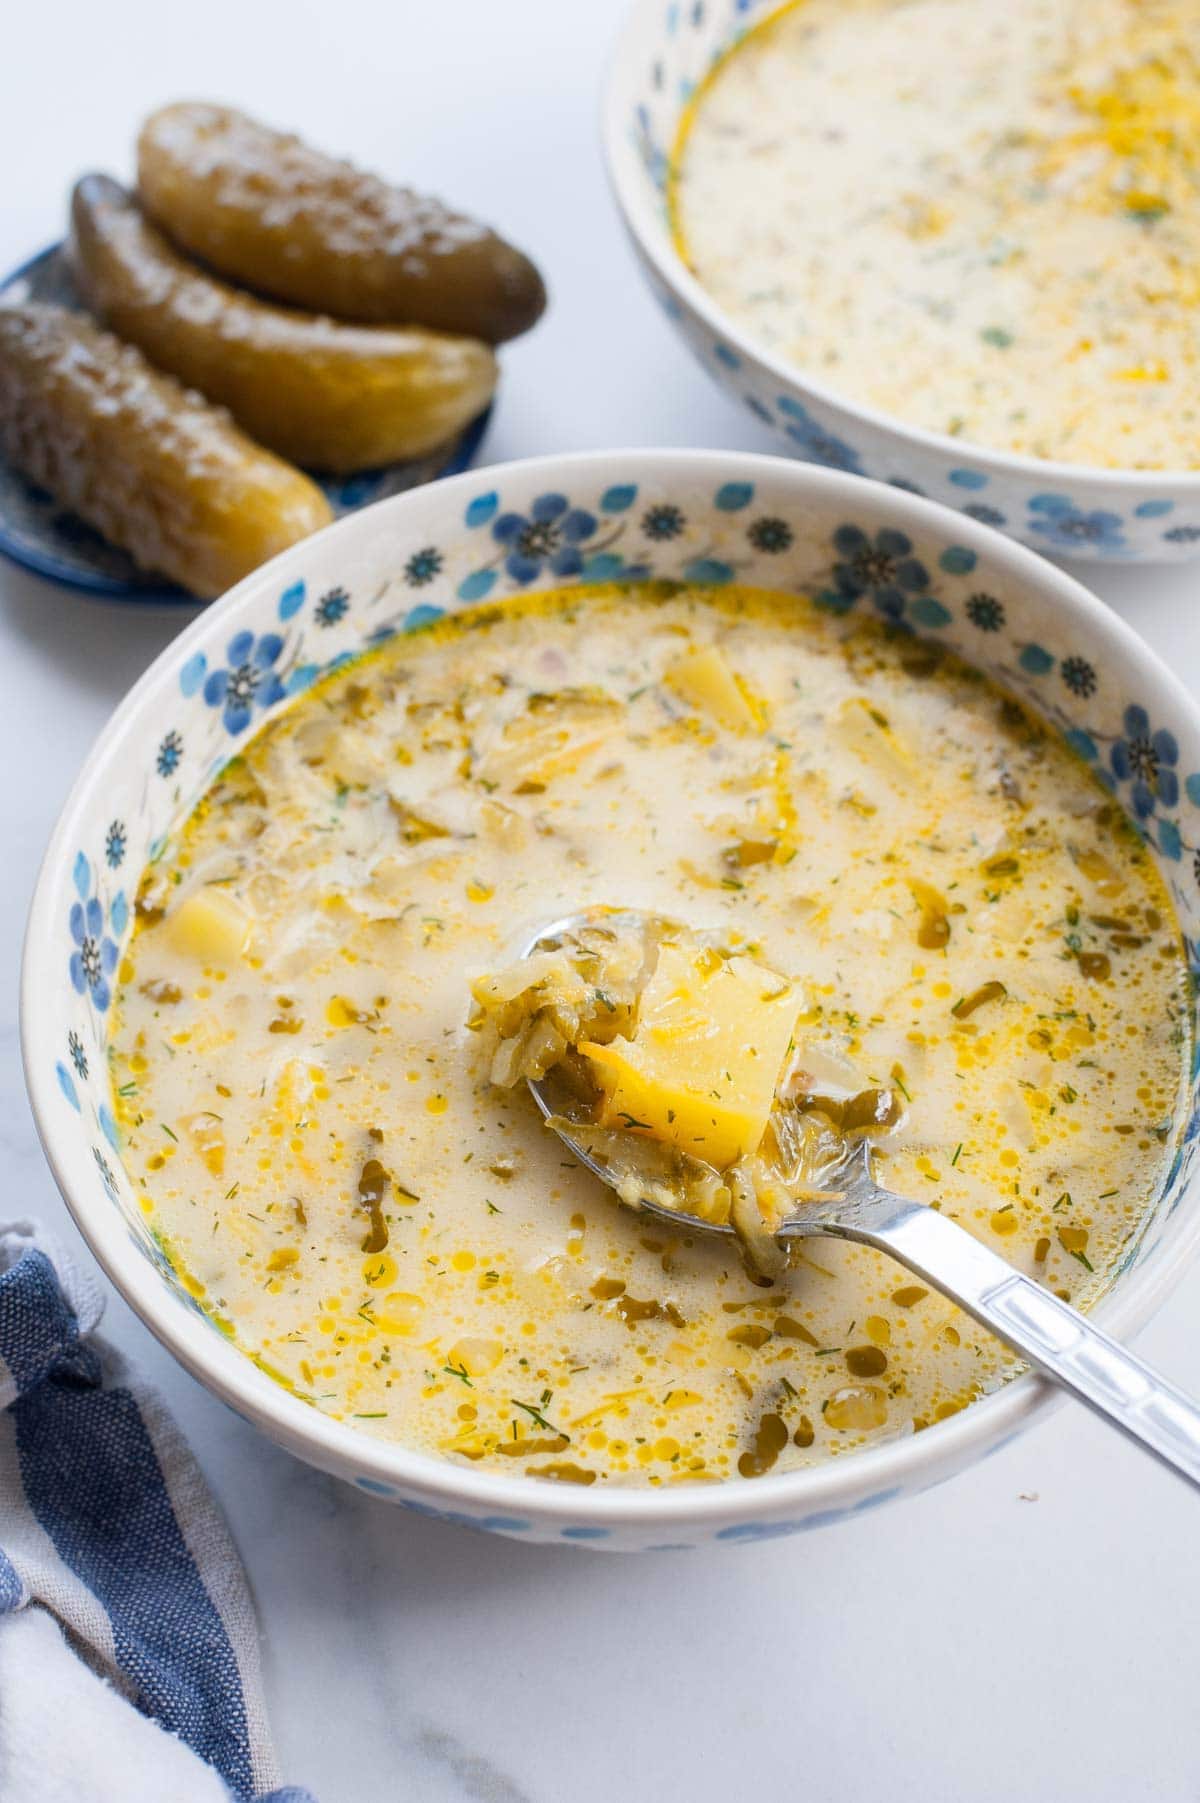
[4, 3, 1200, 1797]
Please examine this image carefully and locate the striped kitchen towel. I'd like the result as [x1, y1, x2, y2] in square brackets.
[0, 1221, 313, 1803]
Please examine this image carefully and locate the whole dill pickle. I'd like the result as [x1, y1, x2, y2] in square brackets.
[70, 176, 498, 474]
[137, 102, 547, 343]
[0, 303, 332, 598]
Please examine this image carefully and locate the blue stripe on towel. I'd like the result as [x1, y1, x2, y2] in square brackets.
[0, 1548, 24, 1612]
[13, 1378, 257, 1797]
[0, 1237, 315, 1802]
[0, 1248, 82, 1392]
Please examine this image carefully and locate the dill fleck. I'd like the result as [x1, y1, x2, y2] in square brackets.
[512, 1394, 564, 1436]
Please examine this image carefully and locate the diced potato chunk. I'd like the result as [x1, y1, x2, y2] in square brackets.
[665, 646, 760, 732]
[447, 1336, 503, 1376]
[167, 885, 251, 964]
[831, 695, 914, 782]
[580, 943, 799, 1168]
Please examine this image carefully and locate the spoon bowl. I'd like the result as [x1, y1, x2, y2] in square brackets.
[522, 907, 1200, 1493]
[520, 906, 740, 1241]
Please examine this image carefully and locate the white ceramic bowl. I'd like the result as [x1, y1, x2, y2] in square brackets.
[603, 1, 1200, 564]
[21, 450, 1200, 1549]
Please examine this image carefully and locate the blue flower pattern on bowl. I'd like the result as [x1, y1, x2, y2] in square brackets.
[314, 586, 350, 627]
[776, 397, 864, 475]
[493, 493, 599, 583]
[1110, 707, 1180, 819]
[93, 1148, 119, 1201]
[642, 503, 686, 541]
[203, 631, 287, 735]
[156, 731, 183, 778]
[48, 464, 1200, 1545]
[745, 515, 793, 553]
[68, 857, 120, 1014]
[826, 524, 930, 619]
[403, 548, 443, 588]
[1028, 496, 1127, 555]
[456, 486, 664, 600]
[963, 502, 1007, 529]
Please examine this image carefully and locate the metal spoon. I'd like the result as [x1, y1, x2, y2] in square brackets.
[522, 910, 1200, 1491]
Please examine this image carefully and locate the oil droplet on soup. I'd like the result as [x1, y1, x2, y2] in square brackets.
[110, 584, 1189, 1485]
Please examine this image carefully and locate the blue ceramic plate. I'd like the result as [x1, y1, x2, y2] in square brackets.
[0, 243, 493, 604]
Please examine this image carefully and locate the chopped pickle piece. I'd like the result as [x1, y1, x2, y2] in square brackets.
[0, 305, 331, 598]
[167, 886, 252, 965]
[664, 646, 760, 732]
[580, 942, 800, 1168]
[909, 878, 951, 950]
[137, 103, 546, 343]
[724, 838, 778, 869]
[357, 1156, 391, 1254]
[738, 1410, 789, 1477]
[951, 979, 1007, 1019]
[70, 175, 498, 473]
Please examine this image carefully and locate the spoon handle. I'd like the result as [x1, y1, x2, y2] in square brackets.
[784, 1194, 1200, 1491]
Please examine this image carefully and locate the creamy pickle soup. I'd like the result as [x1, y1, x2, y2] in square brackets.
[111, 584, 1188, 1487]
[673, 0, 1200, 468]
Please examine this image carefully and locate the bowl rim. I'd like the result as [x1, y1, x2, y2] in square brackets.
[600, 0, 1200, 496]
[21, 446, 1200, 1533]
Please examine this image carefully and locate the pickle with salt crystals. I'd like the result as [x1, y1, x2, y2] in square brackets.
[70, 175, 498, 473]
[0, 304, 331, 598]
[137, 102, 547, 343]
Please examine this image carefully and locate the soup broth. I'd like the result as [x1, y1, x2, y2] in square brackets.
[111, 584, 1188, 1486]
[673, 0, 1200, 469]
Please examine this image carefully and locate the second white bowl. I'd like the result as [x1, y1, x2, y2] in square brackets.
[603, 0, 1200, 564]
